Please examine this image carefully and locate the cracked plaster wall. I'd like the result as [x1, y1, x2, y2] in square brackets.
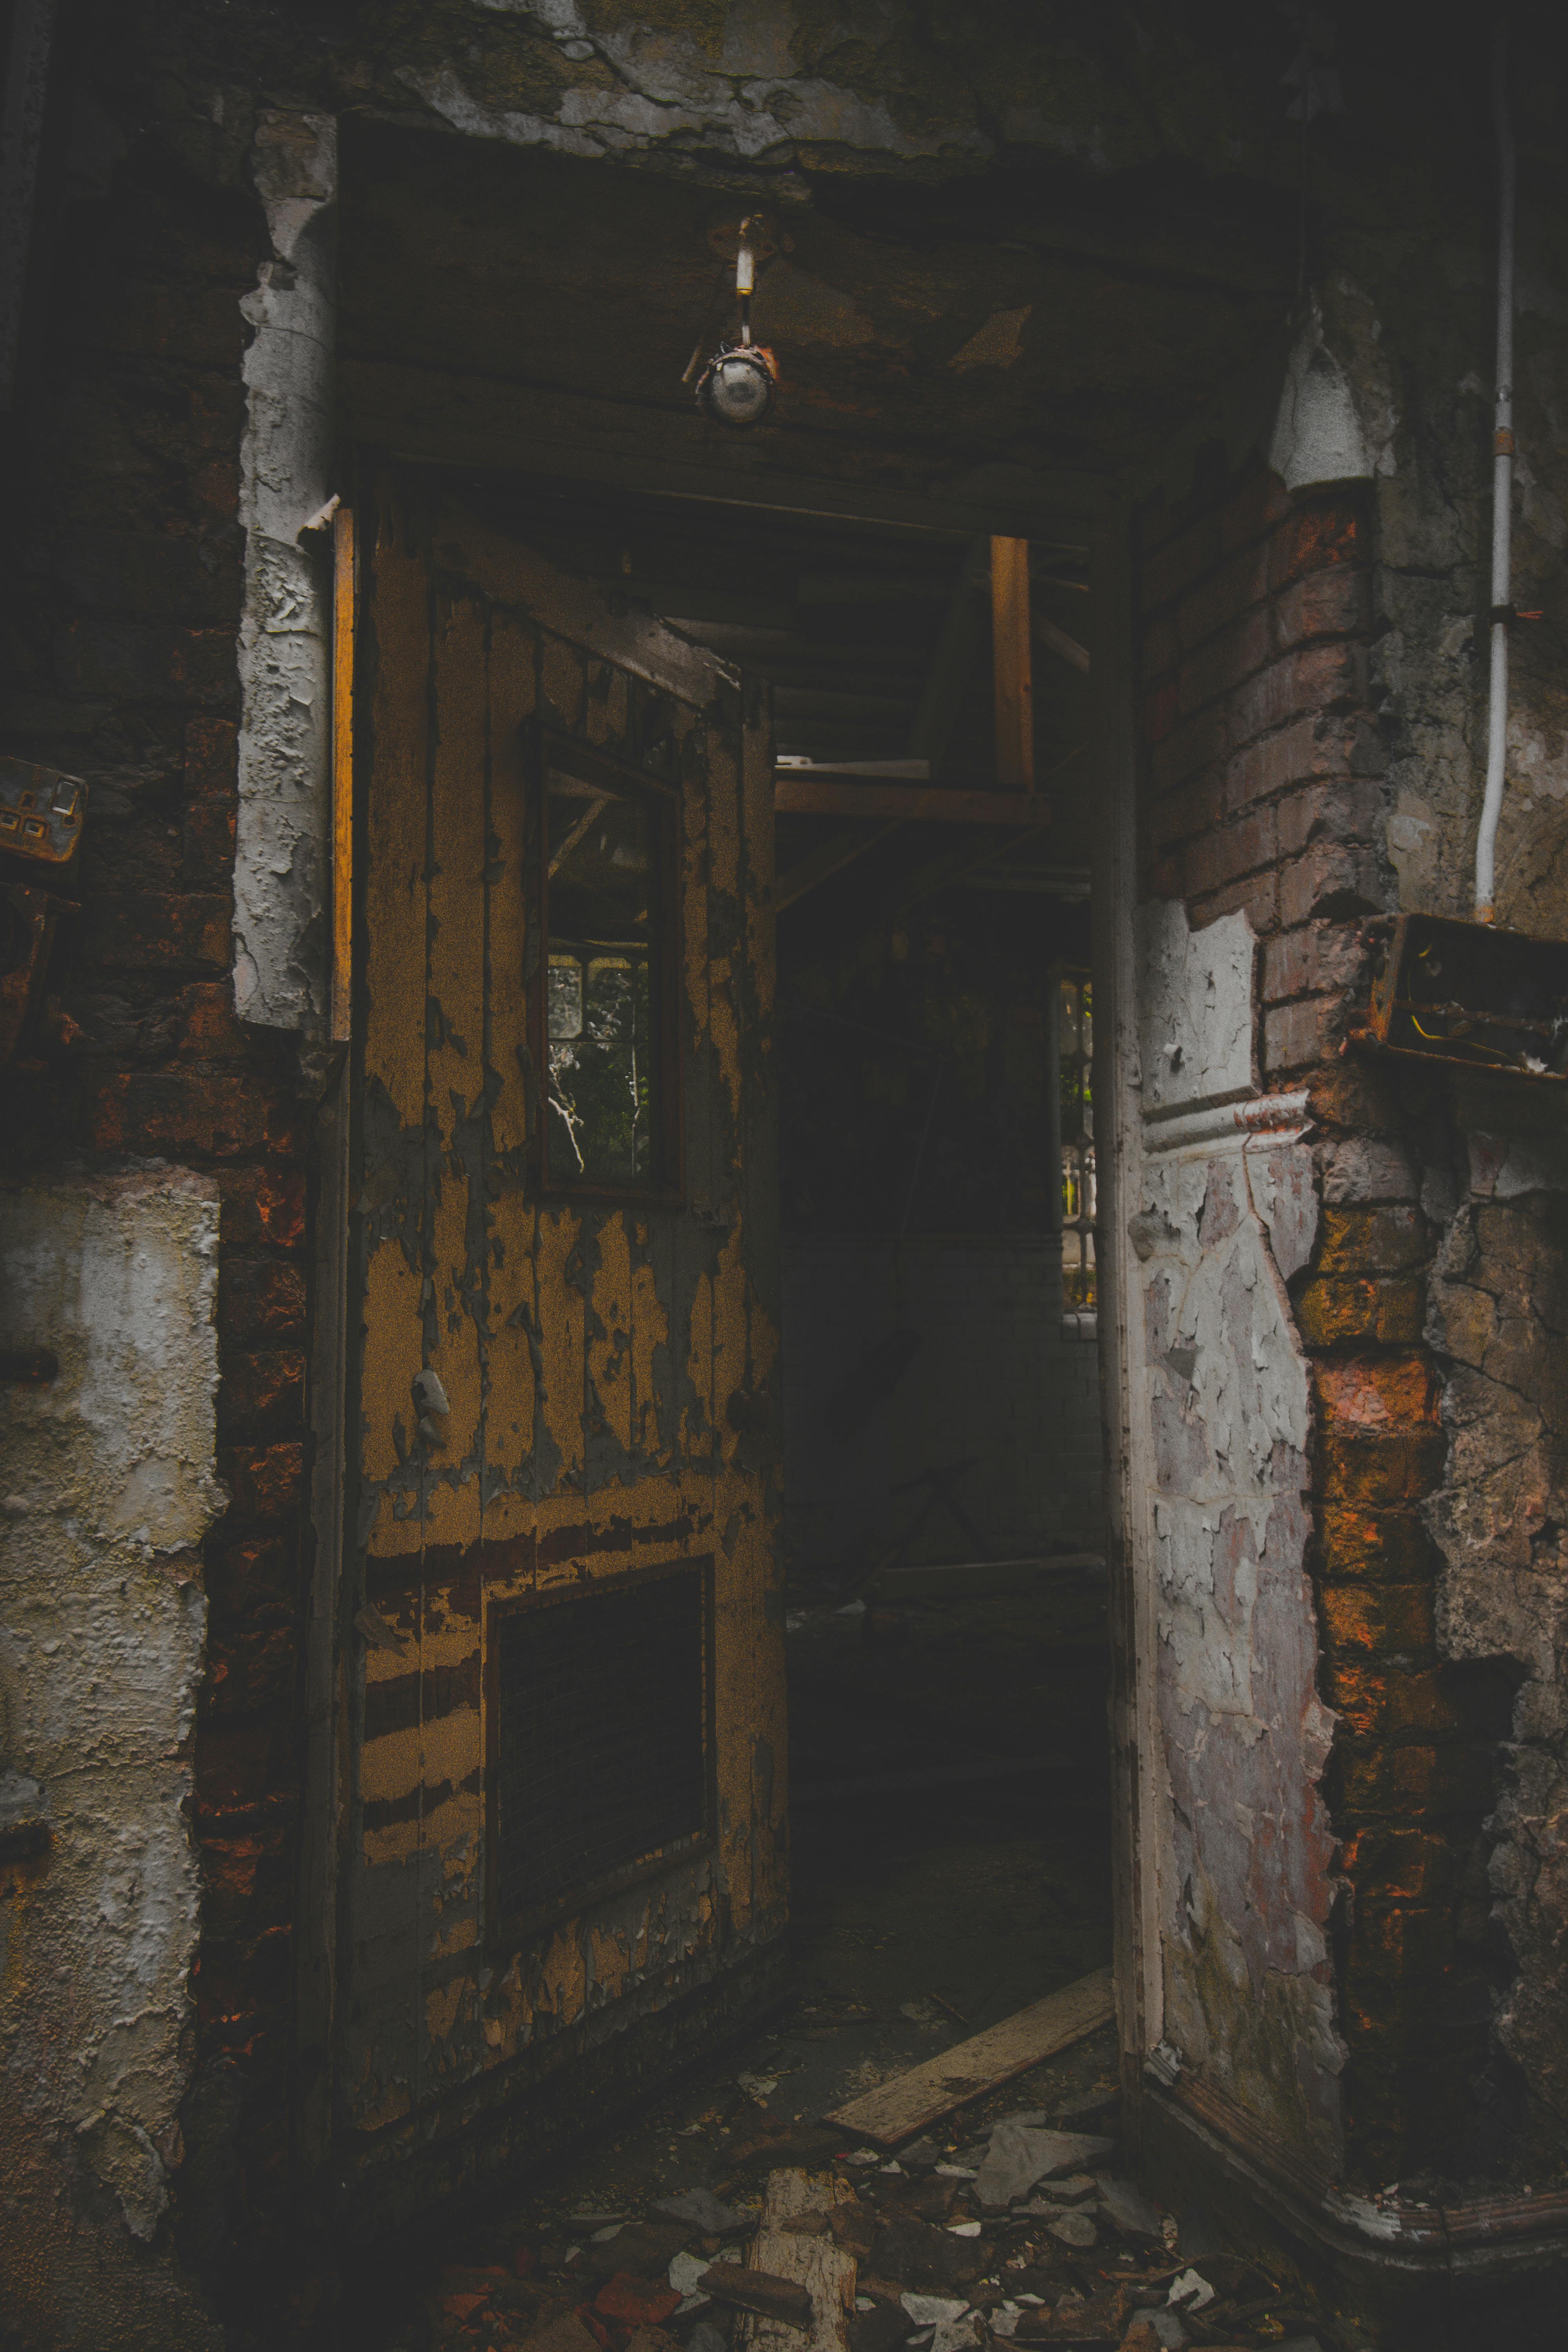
[1133, 906, 1341, 2170]
[234, 110, 337, 1035]
[0, 1172, 224, 2350]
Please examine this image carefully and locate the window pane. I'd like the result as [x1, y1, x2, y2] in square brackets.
[544, 762, 661, 1188]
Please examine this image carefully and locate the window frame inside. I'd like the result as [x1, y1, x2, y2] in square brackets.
[527, 724, 684, 1204]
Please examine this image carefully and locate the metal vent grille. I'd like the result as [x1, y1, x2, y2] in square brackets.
[492, 1564, 709, 1927]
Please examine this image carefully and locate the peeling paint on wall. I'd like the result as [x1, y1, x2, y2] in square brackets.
[1, 1172, 224, 2349]
[1132, 904, 1342, 2169]
[234, 110, 337, 1034]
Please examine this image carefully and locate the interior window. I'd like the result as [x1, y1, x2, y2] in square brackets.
[534, 737, 676, 1194]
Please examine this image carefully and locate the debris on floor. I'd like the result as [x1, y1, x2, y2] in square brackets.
[402, 2093, 1347, 2352]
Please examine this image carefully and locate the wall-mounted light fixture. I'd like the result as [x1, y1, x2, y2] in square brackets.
[695, 216, 777, 428]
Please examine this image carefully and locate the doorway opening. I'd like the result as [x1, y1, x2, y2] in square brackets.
[495, 470, 1114, 2113]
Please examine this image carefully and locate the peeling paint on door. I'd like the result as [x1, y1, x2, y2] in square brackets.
[338, 481, 783, 2212]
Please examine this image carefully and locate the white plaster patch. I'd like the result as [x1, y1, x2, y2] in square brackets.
[1137, 900, 1256, 1119]
[1, 1174, 222, 2310]
[235, 111, 336, 1033]
[1269, 303, 1371, 491]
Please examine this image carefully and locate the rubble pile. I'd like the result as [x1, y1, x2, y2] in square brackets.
[418, 2097, 1338, 2352]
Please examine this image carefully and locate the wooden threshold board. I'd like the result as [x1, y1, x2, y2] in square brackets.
[822, 1965, 1115, 2147]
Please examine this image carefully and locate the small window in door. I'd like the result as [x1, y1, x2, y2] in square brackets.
[530, 731, 681, 1197]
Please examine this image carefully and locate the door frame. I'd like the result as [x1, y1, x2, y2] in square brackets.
[294, 458, 1146, 2178]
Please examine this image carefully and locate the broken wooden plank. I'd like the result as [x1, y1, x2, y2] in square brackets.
[774, 777, 1047, 825]
[822, 1967, 1115, 2147]
[732, 2165, 858, 2352]
[701, 2266, 815, 2329]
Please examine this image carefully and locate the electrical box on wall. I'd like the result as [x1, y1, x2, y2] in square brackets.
[1354, 912, 1568, 1083]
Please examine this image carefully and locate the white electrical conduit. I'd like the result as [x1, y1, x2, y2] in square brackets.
[1475, 22, 1516, 923]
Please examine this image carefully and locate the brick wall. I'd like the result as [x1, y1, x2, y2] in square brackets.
[0, 123, 313, 2312]
[1136, 456, 1515, 2178]
[781, 1237, 1105, 1580]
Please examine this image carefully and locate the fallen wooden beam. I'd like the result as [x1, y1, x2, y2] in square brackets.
[774, 778, 1046, 825]
[822, 1966, 1116, 2147]
[701, 2266, 815, 2330]
[730, 2166, 858, 2352]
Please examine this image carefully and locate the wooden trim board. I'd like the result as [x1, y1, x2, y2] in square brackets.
[823, 1966, 1115, 2147]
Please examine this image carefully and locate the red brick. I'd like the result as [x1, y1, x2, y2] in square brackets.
[221, 1441, 305, 1528]
[1219, 467, 1294, 553]
[200, 1834, 294, 1942]
[1144, 678, 1180, 744]
[1177, 605, 1272, 719]
[1338, 1826, 1457, 1902]
[1268, 498, 1365, 588]
[1342, 1902, 1455, 1985]
[1263, 994, 1341, 1075]
[182, 790, 236, 890]
[1175, 539, 1270, 653]
[1316, 1421, 1445, 1503]
[1139, 512, 1223, 615]
[180, 981, 249, 1059]
[216, 1166, 307, 1250]
[1298, 1270, 1428, 1348]
[193, 1720, 300, 1817]
[1318, 1582, 1436, 1657]
[1325, 1660, 1465, 1739]
[1318, 1505, 1432, 1583]
[1181, 806, 1277, 897]
[205, 1613, 299, 1712]
[1263, 927, 1313, 1001]
[1225, 640, 1368, 756]
[1140, 611, 1179, 684]
[218, 1349, 305, 1439]
[1185, 869, 1279, 936]
[1335, 1741, 1492, 1817]
[186, 715, 239, 798]
[1316, 1205, 1428, 1276]
[1313, 1353, 1441, 1430]
[191, 1924, 294, 2033]
[1275, 780, 1384, 860]
[87, 1070, 300, 1158]
[57, 617, 237, 708]
[203, 1536, 299, 1623]
[1149, 702, 1224, 796]
[83, 893, 230, 972]
[221, 1262, 307, 1343]
[1223, 714, 1353, 815]
[1274, 564, 1371, 648]
[191, 459, 239, 524]
[1278, 841, 1384, 927]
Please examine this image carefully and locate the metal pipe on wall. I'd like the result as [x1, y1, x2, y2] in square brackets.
[1475, 21, 1516, 923]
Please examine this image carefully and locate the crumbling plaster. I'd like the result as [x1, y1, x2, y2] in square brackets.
[0, 1172, 225, 2348]
[234, 109, 337, 1036]
[1132, 906, 1341, 2171]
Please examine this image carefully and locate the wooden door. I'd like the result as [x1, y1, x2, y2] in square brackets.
[340, 477, 782, 2176]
